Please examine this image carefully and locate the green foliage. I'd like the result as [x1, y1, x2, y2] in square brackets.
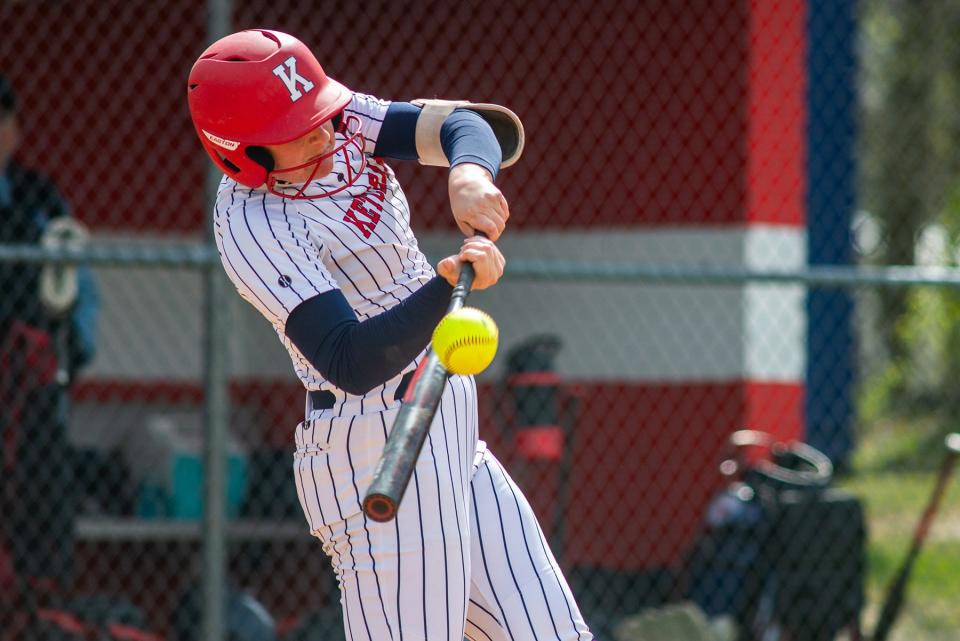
[838, 466, 960, 639]
[858, 0, 960, 453]
[820, 5, 960, 638]
[858, 363, 904, 425]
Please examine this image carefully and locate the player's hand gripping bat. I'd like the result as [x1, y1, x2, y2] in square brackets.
[873, 433, 960, 641]
[362, 260, 477, 522]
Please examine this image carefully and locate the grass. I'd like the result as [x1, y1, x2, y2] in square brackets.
[835, 418, 960, 641]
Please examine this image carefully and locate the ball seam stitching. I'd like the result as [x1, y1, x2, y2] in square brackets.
[443, 335, 497, 368]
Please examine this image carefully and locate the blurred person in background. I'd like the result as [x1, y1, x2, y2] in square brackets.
[0, 72, 99, 629]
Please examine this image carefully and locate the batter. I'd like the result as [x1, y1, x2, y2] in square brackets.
[187, 29, 592, 641]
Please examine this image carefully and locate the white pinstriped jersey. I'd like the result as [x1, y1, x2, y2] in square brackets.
[212, 90, 593, 641]
[213, 92, 434, 402]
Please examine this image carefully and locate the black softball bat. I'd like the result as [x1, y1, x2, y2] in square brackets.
[362, 261, 477, 522]
[873, 433, 960, 641]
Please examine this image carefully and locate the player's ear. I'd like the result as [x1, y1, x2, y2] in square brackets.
[246, 146, 275, 172]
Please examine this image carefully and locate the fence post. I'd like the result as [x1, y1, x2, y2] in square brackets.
[201, 1, 232, 639]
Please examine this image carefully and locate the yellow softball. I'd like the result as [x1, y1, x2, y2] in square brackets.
[432, 307, 499, 375]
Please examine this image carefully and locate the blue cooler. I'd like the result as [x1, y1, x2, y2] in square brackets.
[124, 413, 248, 519]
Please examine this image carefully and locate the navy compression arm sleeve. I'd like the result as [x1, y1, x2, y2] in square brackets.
[440, 109, 501, 179]
[374, 102, 501, 179]
[284, 277, 454, 395]
[373, 101, 420, 160]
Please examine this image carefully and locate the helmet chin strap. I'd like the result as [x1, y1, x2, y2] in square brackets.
[266, 116, 366, 200]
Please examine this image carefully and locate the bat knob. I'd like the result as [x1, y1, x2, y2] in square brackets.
[364, 494, 397, 523]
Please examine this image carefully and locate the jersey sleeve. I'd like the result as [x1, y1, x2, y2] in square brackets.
[215, 191, 340, 327]
[342, 92, 392, 155]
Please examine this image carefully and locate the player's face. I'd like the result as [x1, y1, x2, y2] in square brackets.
[265, 120, 336, 183]
[0, 110, 19, 169]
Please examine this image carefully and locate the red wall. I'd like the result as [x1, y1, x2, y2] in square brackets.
[0, 1, 208, 231]
[0, 0, 802, 231]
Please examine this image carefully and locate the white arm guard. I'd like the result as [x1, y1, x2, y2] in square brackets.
[411, 98, 525, 169]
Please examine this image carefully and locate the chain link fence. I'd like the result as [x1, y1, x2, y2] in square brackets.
[1, 1, 959, 640]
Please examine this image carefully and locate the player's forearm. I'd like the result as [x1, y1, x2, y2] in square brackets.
[285, 277, 454, 396]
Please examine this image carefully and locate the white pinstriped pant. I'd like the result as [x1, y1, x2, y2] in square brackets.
[294, 374, 593, 641]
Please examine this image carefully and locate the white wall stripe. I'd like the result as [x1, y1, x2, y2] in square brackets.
[81, 227, 806, 383]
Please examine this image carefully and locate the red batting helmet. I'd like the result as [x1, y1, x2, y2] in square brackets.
[187, 29, 362, 196]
